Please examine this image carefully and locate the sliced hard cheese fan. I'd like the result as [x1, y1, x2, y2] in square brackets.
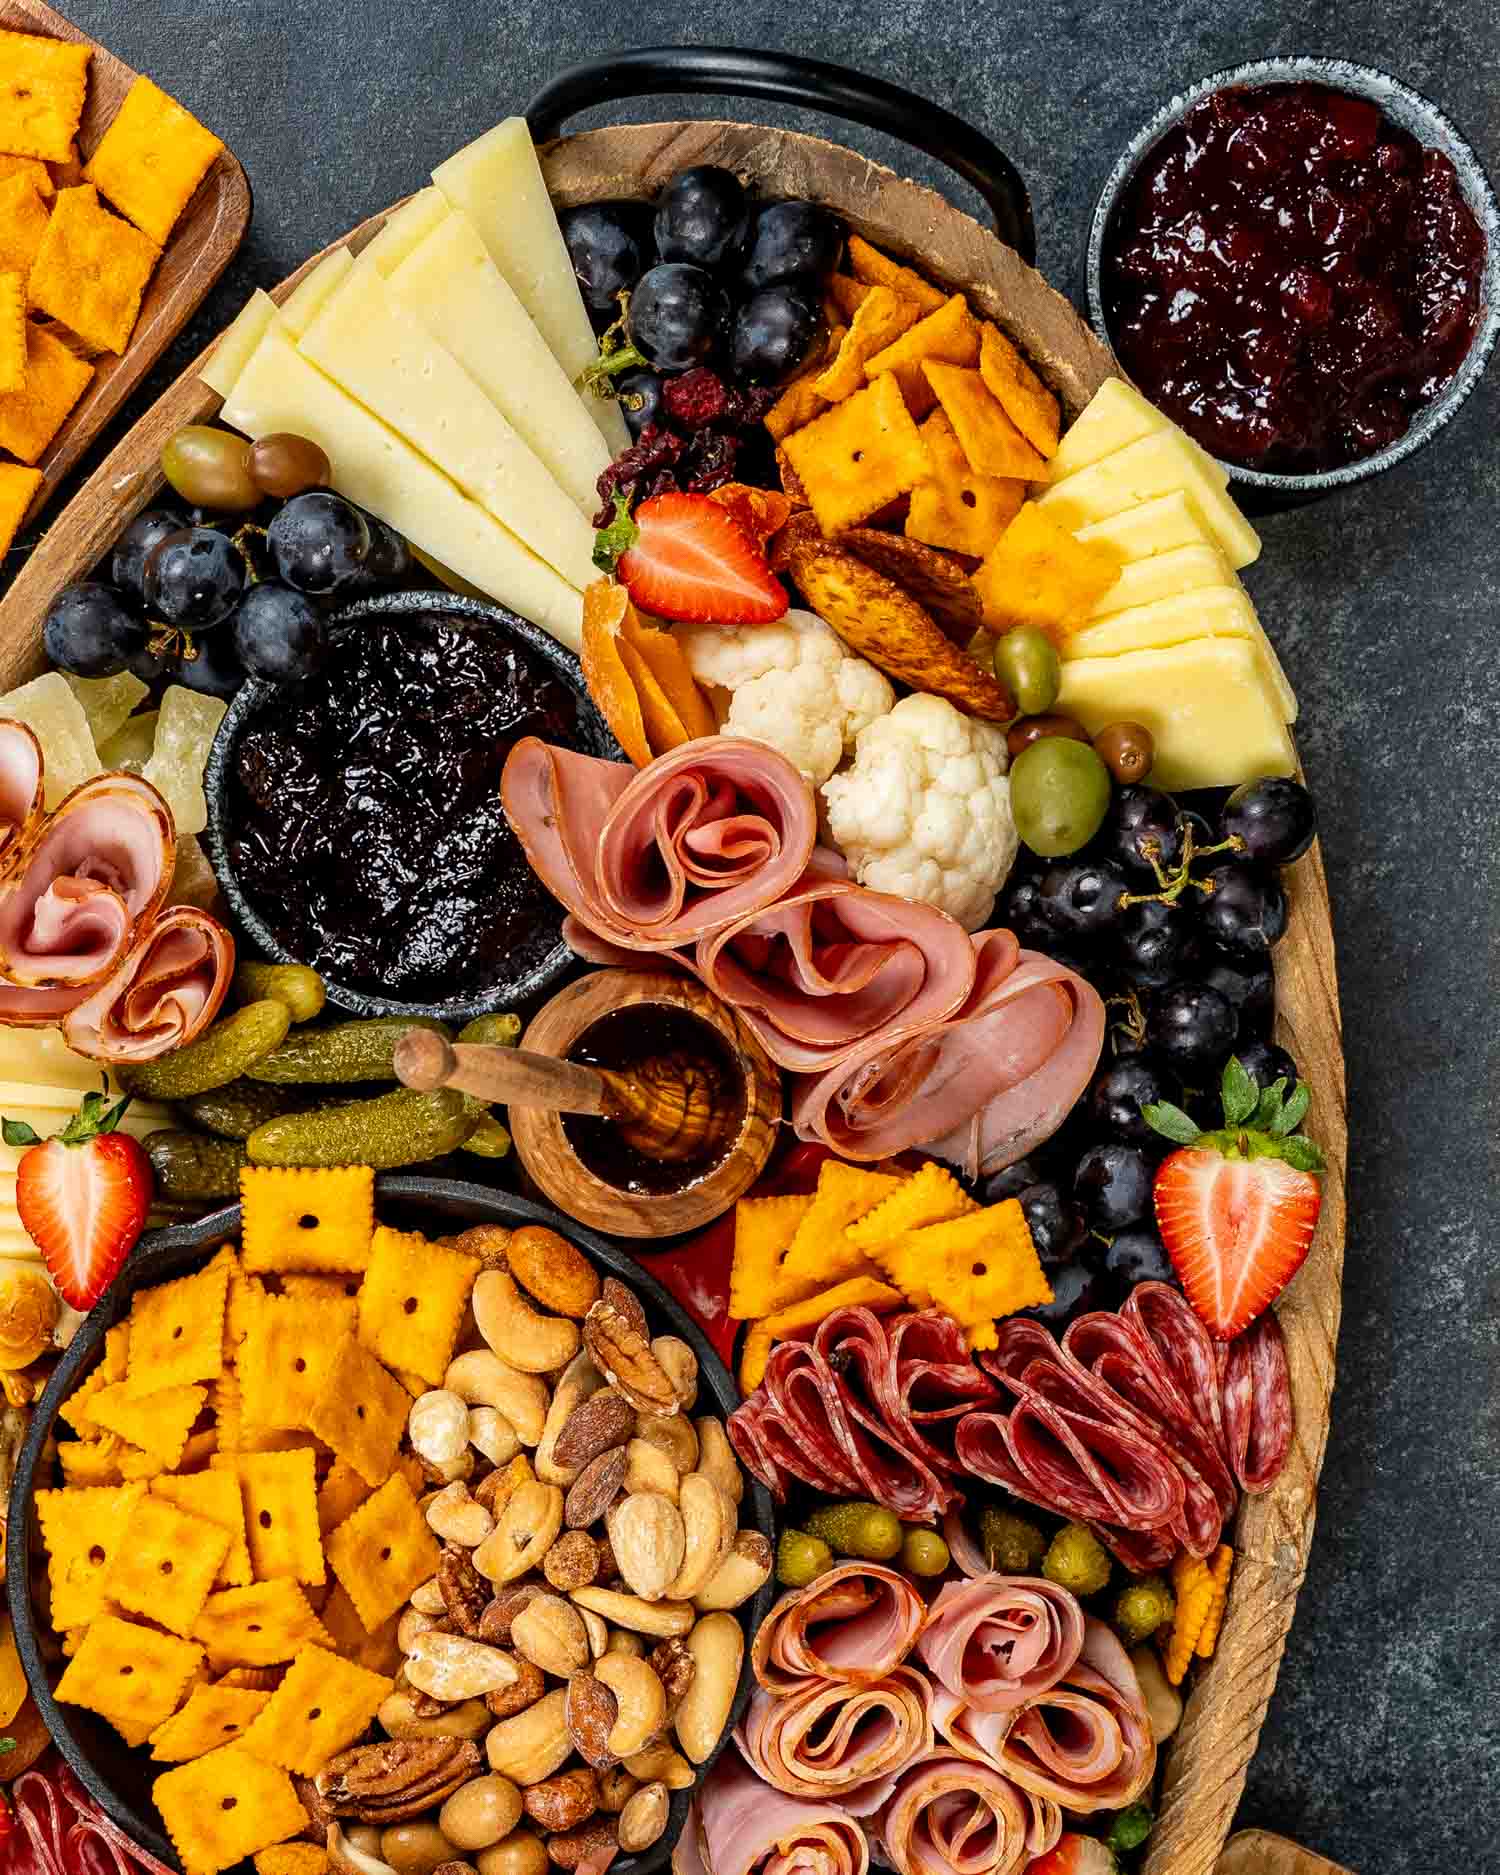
[1037, 429, 1259, 568]
[385, 211, 611, 516]
[202, 291, 278, 400]
[1090, 542, 1241, 617]
[1056, 638, 1295, 791]
[279, 247, 354, 339]
[0, 1024, 180, 1103]
[220, 319, 583, 650]
[433, 119, 630, 455]
[1076, 491, 1209, 562]
[298, 255, 596, 589]
[1048, 376, 1229, 490]
[359, 186, 451, 275]
[1065, 585, 1297, 723]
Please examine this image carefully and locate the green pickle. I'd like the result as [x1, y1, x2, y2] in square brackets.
[803, 1500, 903, 1562]
[1042, 1521, 1112, 1596]
[146, 1129, 248, 1201]
[176, 1078, 306, 1139]
[979, 1505, 1047, 1574]
[1106, 1804, 1154, 1854]
[234, 961, 327, 1024]
[899, 1527, 950, 1577]
[119, 1001, 291, 1100]
[248, 1015, 451, 1085]
[776, 1529, 833, 1588]
[461, 1113, 513, 1159]
[1113, 1574, 1175, 1647]
[457, 1013, 522, 1047]
[247, 1085, 477, 1167]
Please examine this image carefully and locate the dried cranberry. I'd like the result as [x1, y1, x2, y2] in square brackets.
[593, 423, 685, 524]
[681, 429, 741, 491]
[662, 367, 731, 430]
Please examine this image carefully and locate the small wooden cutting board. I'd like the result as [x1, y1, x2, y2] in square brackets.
[1219, 1830, 1357, 1875]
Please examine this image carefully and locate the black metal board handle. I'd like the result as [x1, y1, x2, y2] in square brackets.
[526, 45, 1036, 264]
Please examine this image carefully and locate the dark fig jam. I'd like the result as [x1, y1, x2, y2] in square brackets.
[228, 610, 574, 1002]
[1102, 82, 1487, 472]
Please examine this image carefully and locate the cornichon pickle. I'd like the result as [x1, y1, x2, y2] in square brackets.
[776, 1528, 833, 1589]
[979, 1505, 1048, 1574]
[246, 1086, 477, 1167]
[457, 1013, 522, 1047]
[119, 1001, 291, 1100]
[146, 1129, 248, 1200]
[461, 1112, 513, 1158]
[1114, 1574, 1175, 1647]
[900, 1527, 950, 1577]
[175, 1078, 306, 1139]
[247, 1015, 451, 1085]
[803, 1500, 903, 1562]
[234, 961, 327, 1023]
[1042, 1521, 1112, 1596]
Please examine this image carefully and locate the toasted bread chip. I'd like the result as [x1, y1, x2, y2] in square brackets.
[240, 1164, 375, 1274]
[978, 321, 1061, 458]
[55, 1612, 203, 1746]
[152, 1467, 253, 1587]
[781, 373, 930, 537]
[29, 184, 160, 356]
[126, 1256, 230, 1395]
[105, 1494, 231, 1634]
[729, 1193, 817, 1322]
[811, 285, 922, 401]
[152, 1746, 308, 1875]
[83, 76, 224, 247]
[0, 320, 93, 464]
[846, 234, 948, 315]
[148, 1682, 270, 1761]
[840, 526, 984, 646]
[788, 538, 1014, 721]
[36, 1481, 146, 1630]
[972, 502, 1124, 640]
[922, 360, 1047, 481]
[357, 1225, 477, 1388]
[211, 1448, 324, 1584]
[862, 293, 979, 415]
[325, 1473, 440, 1633]
[193, 1580, 334, 1672]
[906, 407, 1026, 560]
[306, 1334, 410, 1487]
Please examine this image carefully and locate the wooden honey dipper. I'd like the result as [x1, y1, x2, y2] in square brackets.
[393, 1027, 739, 1165]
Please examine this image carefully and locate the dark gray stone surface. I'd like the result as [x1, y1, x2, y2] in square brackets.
[14, 6, 1500, 1868]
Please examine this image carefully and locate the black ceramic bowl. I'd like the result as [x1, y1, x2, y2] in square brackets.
[5, 1176, 775, 1875]
[1087, 56, 1500, 500]
[203, 591, 622, 1023]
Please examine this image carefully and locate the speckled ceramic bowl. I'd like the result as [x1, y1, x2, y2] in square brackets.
[1086, 57, 1500, 499]
[203, 591, 620, 1023]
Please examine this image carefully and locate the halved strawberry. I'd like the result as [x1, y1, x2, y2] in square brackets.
[598, 490, 789, 624]
[4, 1090, 152, 1311]
[1027, 1833, 1117, 1874]
[1145, 1055, 1324, 1341]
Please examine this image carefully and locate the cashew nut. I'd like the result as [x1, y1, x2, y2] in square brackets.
[427, 1481, 496, 1549]
[510, 1593, 590, 1680]
[693, 1418, 744, 1505]
[693, 1529, 773, 1612]
[410, 1576, 448, 1615]
[632, 1410, 698, 1474]
[667, 1475, 735, 1602]
[675, 1612, 744, 1764]
[473, 1481, 564, 1585]
[446, 1351, 549, 1449]
[474, 1269, 580, 1375]
[578, 1608, 609, 1660]
[406, 1632, 523, 1702]
[623, 1742, 696, 1790]
[651, 1337, 698, 1410]
[621, 1438, 679, 1503]
[410, 1390, 472, 1471]
[571, 1586, 694, 1638]
[593, 1653, 667, 1759]
[468, 1406, 520, 1466]
[485, 1687, 572, 1786]
[328, 1826, 399, 1875]
[379, 1691, 492, 1741]
[534, 1354, 605, 1488]
[397, 1606, 449, 1653]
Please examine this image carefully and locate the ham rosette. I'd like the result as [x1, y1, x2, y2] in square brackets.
[874, 1754, 1054, 1875]
[59, 904, 234, 1062]
[753, 1564, 927, 1694]
[676, 1748, 868, 1875]
[500, 737, 816, 950]
[915, 1575, 1084, 1712]
[736, 1667, 934, 1807]
[0, 720, 45, 867]
[995, 1619, 1155, 1815]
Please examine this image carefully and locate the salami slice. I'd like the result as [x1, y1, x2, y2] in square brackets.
[1222, 1306, 1294, 1491]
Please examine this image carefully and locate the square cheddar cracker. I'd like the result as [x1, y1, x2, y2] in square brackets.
[152, 1745, 308, 1875]
[781, 373, 930, 537]
[0, 321, 93, 464]
[0, 30, 90, 163]
[356, 1225, 477, 1387]
[152, 1467, 253, 1587]
[88, 1380, 205, 1469]
[36, 1481, 145, 1630]
[126, 1254, 229, 1393]
[306, 1335, 410, 1486]
[240, 1164, 375, 1274]
[325, 1473, 439, 1632]
[237, 1643, 391, 1774]
[54, 1612, 203, 1746]
[211, 1448, 324, 1584]
[193, 1580, 334, 1672]
[83, 76, 224, 248]
[148, 1681, 270, 1761]
[238, 1292, 355, 1431]
[104, 1493, 230, 1634]
[28, 184, 160, 356]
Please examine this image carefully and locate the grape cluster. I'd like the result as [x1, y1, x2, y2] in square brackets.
[988, 773, 1317, 1329]
[43, 429, 413, 699]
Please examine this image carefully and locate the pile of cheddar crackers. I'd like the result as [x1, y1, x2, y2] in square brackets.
[730, 1157, 1051, 1389]
[39, 1164, 483, 1875]
[0, 25, 224, 559]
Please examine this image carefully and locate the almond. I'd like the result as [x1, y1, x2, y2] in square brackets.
[552, 1390, 635, 1470]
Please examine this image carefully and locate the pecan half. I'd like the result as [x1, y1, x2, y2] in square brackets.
[649, 1636, 696, 1719]
[552, 1390, 635, 1470]
[316, 1739, 481, 1823]
[563, 1448, 627, 1531]
[600, 1279, 647, 1339]
[583, 1303, 680, 1417]
[485, 1656, 546, 1719]
[546, 1817, 618, 1871]
[524, 1767, 599, 1833]
[477, 1582, 545, 1646]
[437, 1543, 490, 1637]
[291, 1774, 336, 1839]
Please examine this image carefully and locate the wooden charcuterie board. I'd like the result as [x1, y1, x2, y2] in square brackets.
[1218, 1829, 1357, 1874]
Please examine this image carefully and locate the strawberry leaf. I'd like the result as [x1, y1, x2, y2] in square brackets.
[1251, 1078, 1288, 1129]
[1279, 1133, 1325, 1173]
[1221, 1055, 1258, 1126]
[1273, 1082, 1310, 1136]
[592, 491, 639, 575]
[1141, 1099, 1200, 1145]
[0, 1119, 39, 1148]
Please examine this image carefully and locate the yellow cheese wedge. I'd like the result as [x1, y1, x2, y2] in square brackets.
[385, 210, 611, 516]
[221, 320, 583, 650]
[1037, 431, 1260, 568]
[279, 247, 354, 340]
[1090, 543, 1241, 617]
[360, 186, 451, 276]
[433, 119, 629, 452]
[200, 290, 278, 399]
[1065, 585, 1297, 723]
[1055, 638, 1296, 791]
[1050, 376, 1230, 490]
[299, 254, 596, 589]
[1075, 491, 1210, 562]
[0, 1025, 175, 1099]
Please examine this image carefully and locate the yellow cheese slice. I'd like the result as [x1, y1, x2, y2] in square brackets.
[221, 320, 583, 650]
[1065, 585, 1297, 723]
[360, 186, 451, 276]
[386, 210, 611, 515]
[1038, 431, 1260, 568]
[0, 1024, 147, 1091]
[1050, 376, 1229, 490]
[299, 254, 596, 589]
[1075, 491, 1209, 562]
[279, 247, 354, 340]
[1055, 638, 1296, 791]
[1090, 542, 1240, 617]
[200, 290, 278, 399]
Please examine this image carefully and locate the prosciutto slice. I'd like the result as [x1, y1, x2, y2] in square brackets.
[995, 1620, 1155, 1815]
[915, 1575, 1084, 1712]
[875, 1755, 1049, 1875]
[736, 1667, 934, 1805]
[753, 1565, 927, 1694]
[676, 1748, 869, 1875]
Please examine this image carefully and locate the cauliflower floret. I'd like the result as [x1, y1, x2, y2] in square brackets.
[678, 609, 895, 787]
[821, 693, 1019, 930]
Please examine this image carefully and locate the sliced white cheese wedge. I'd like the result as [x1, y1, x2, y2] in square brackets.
[299, 255, 596, 589]
[360, 186, 451, 276]
[1037, 430, 1260, 568]
[1089, 542, 1240, 617]
[432, 118, 630, 456]
[1055, 638, 1296, 791]
[279, 247, 354, 339]
[385, 211, 611, 516]
[1049, 376, 1229, 491]
[1075, 491, 1209, 562]
[201, 290, 278, 399]
[1066, 585, 1297, 723]
[221, 320, 583, 650]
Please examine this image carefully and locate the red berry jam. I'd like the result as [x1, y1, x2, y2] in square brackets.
[1102, 83, 1488, 472]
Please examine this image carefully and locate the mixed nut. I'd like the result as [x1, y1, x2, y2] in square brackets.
[314, 1226, 772, 1871]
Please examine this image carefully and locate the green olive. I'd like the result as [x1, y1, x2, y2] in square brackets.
[1009, 736, 1113, 857]
[161, 426, 260, 512]
[1093, 720, 1156, 784]
[993, 628, 1061, 717]
[1005, 713, 1090, 759]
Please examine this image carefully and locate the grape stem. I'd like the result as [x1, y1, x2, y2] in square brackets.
[231, 521, 267, 587]
[580, 292, 648, 397]
[1118, 823, 1241, 909]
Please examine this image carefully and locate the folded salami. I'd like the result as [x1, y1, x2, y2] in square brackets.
[736, 1667, 934, 1806]
[875, 1755, 1057, 1875]
[753, 1564, 928, 1694]
[915, 1574, 1085, 1712]
[675, 1748, 869, 1875]
[995, 1619, 1156, 1815]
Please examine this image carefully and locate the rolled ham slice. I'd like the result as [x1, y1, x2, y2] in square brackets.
[501, 736, 816, 949]
[995, 1619, 1155, 1815]
[59, 904, 234, 1062]
[676, 1748, 869, 1875]
[915, 1575, 1085, 1712]
[875, 1755, 1046, 1875]
[753, 1565, 927, 1694]
[0, 721, 44, 867]
[736, 1667, 934, 1805]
